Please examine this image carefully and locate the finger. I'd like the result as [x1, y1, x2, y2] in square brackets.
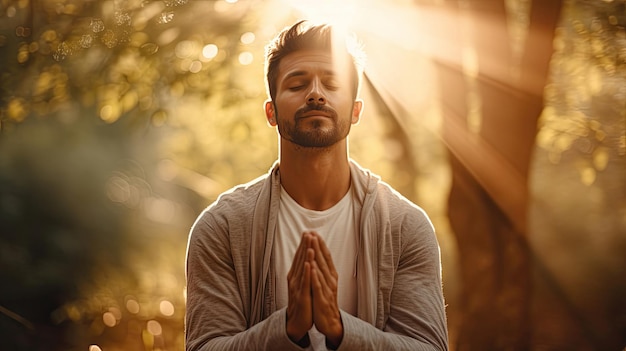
[311, 261, 341, 337]
[288, 236, 310, 293]
[310, 261, 331, 296]
[288, 232, 310, 280]
[301, 248, 314, 288]
[310, 235, 336, 281]
[303, 259, 311, 293]
[310, 261, 324, 299]
[314, 234, 337, 276]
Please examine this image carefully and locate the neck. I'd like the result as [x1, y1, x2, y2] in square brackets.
[279, 139, 351, 211]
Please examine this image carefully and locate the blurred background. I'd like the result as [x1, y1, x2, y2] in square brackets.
[0, 0, 624, 350]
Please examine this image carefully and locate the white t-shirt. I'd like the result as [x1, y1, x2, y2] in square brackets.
[274, 186, 358, 350]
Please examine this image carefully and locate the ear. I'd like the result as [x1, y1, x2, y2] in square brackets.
[351, 100, 363, 124]
[264, 100, 277, 126]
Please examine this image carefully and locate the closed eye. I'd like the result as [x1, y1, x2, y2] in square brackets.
[323, 78, 340, 90]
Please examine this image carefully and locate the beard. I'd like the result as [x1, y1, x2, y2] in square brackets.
[276, 104, 351, 148]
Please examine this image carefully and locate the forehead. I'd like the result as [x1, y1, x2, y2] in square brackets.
[277, 50, 351, 80]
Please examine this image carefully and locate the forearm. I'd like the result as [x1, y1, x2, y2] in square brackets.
[336, 312, 446, 351]
[185, 217, 304, 351]
[187, 309, 307, 351]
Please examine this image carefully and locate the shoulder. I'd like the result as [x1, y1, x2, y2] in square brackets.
[373, 184, 441, 275]
[377, 181, 432, 225]
[373, 180, 437, 247]
[349, 160, 430, 222]
[189, 173, 269, 243]
[208, 174, 268, 217]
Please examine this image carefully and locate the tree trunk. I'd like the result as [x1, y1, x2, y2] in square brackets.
[433, 0, 562, 349]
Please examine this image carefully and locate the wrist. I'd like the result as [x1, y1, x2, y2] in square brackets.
[286, 324, 306, 344]
[325, 322, 344, 349]
[290, 332, 311, 348]
[325, 335, 343, 350]
[286, 315, 310, 346]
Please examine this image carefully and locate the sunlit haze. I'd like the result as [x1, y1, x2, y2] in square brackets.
[0, 0, 624, 350]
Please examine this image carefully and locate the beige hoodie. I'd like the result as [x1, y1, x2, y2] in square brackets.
[186, 160, 448, 351]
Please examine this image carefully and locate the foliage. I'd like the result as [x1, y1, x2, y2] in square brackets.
[537, 0, 626, 183]
[0, 0, 484, 349]
[0, 116, 140, 350]
[1, 0, 254, 126]
[0, 0, 281, 350]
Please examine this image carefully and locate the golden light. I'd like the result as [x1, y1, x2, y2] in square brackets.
[214, 0, 236, 13]
[284, 0, 358, 30]
[159, 300, 175, 317]
[99, 104, 120, 123]
[6, 6, 16, 17]
[7, 98, 27, 122]
[240, 32, 255, 45]
[238, 51, 253, 65]
[145, 197, 176, 223]
[175, 40, 198, 59]
[106, 175, 131, 203]
[102, 312, 117, 327]
[189, 60, 202, 73]
[202, 44, 218, 60]
[0, 0, 619, 349]
[146, 320, 162, 336]
[126, 298, 140, 314]
[134, 2, 165, 30]
[157, 27, 180, 46]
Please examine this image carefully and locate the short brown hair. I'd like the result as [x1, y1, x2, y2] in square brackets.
[264, 20, 366, 101]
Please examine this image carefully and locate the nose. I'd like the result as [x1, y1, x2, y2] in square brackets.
[306, 78, 326, 105]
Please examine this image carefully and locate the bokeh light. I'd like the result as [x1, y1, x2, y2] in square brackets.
[102, 312, 117, 327]
[126, 298, 141, 314]
[159, 300, 175, 317]
[240, 32, 255, 44]
[146, 320, 162, 336]
[238, 51, 253, 65]
[201, 44, 218, 60]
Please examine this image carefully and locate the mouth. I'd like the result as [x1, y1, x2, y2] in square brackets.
[300, 112, 331, 119]
[296, 107, 336, 120]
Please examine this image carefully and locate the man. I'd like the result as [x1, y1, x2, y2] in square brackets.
[185, 20, 448, 351]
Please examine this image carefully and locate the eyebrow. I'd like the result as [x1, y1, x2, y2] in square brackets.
[283, 69, 336, 81]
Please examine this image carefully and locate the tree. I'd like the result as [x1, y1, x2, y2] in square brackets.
[0, 1, 273, 349]
[427, 0, 562, 349]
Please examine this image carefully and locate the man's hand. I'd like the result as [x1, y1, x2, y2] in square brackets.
[309, 232, 344, 348]
[286, 233, 314, 343]
[286, 232, 344, 348]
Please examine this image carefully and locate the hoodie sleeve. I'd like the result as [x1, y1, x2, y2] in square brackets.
[185, 211, 306, 351]
[337, 188, 449, 351]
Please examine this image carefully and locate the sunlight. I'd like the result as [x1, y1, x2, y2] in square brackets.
[284, 0, 358, 30]
[3, 0, 623, 349]
[281, 0, 432, 53]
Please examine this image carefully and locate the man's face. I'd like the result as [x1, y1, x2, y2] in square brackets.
[267, 50, 361, 148]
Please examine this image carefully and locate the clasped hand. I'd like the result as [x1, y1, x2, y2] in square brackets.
[286, 231, 343, 348]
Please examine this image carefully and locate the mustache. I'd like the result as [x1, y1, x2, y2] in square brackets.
[295, 104, 337, 118]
